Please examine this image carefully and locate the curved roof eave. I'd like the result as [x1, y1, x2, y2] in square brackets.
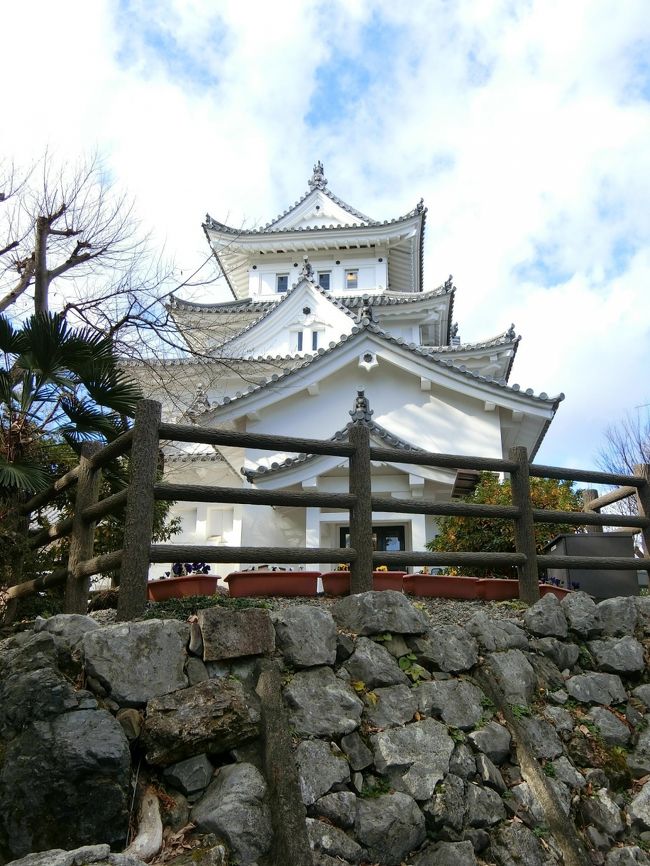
[195, 320, 564, 421]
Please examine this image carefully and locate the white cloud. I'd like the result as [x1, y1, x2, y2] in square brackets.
[1, 0, 649, 468]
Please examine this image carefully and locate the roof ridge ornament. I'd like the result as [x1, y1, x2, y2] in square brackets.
[300, 255, 315, 281]
[444, 274, 453, 291]
[507, 323, 516, 340]
[308, 160, 328, 190]
[350, 389, 373, 423]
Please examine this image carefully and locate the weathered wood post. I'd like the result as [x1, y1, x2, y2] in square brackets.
[634, 465, 650, 560]
[349, 391, 373, 594]
[581, 488, 603, 533]
[509, 446, 540, 604]
[65, 442, 102, 614]
[117, 400, 161, 621]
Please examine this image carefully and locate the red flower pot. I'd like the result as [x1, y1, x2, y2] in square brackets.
[320, 571, 405, 596]
[403, 574, 481, 599]
[147, 574, 220, 602]
[476, 578, 520, 601]
[539, 583, 572, 599]
[225, 571, 320, 598]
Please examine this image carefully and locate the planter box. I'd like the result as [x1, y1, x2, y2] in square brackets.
[476, 578, 520, 601]
[321, 571, 405, 596]
[539, 583, 572, 600]
[225, 571, 320, 598]
[147, 574, 219, 602]
[403, 573, 481, 599]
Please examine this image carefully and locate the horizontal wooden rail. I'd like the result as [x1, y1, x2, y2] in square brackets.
[82, 489, 129, 523]
[585, 487, 637, 510]
[5, 566, 68, 600]
[375, 551, 526, 567]
[368, 446, 516, 474]
[88, 430, 134, 469]
[371, 497, 520, 519]
[529, 464, 645, 488]
[19, 465, 81, 514]
[531, 508, 649, 529]
[149, 544, 357, 565]
[73, 550, 123, 580]
[29, 516, 74, 549]
[537, 555, 648, 571]
[159, 423, 355, 457]
[154, 483, 356, 510]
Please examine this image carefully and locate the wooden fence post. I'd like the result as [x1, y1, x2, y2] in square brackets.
[509, 446, 540, 604]
[581, 488, 603, 533]
[349, 420, 373, 594]
[634, 465, 650, 560]
[65, 442, 102, 614]
[117, 400, 161, 622]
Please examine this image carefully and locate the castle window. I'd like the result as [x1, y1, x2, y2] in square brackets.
[277, 274, 289, 292]
[296, 331, 303, 351]
[312, 331, 318, 351]
[419, 323, 439, 345]
[345, 269, 358, 290]
[318, 271, 331, 290]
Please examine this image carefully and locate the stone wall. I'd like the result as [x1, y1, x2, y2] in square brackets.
[2, 591, 650, 866]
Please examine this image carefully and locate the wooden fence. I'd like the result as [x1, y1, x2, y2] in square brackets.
[5, 399, 650, 622]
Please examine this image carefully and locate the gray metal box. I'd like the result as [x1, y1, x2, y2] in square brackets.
[543, 533, 639, 600]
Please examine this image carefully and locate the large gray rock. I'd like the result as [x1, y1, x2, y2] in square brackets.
[0, 630, 58, 676]
[412, 840, 477, 866]
[580, 787, 624, 836]
[450, 742, 477, 778]
[343, 637, 409, 688]
[365, 684, 417, 728]
[284, 666, 363, 736]
[306, 818, 362, 863]
[629, 722, 650, 777]
[636, 597, 650, 634]
[629, 781, 650, 829]
[587, 635, 645, 674]
[566, 672, 627, 705]
[34, 613, 99, 651]
[197, 607, 274, 661]
[543, 705, 575, 738]
[0, 665, 90, 738]
[340, 731, 373, 770]
[551, 756, 586, 789]
[271, 605, 336, 667]
[518, 716, 564, 759]
[0, 709, 130, 859]
[5, 847, 146, 866]
[416, 679, 485, 730]
[606, 848, 650, 866]
[633, 685, 650, 709]
[562, 591, 602, 638]
[355, 792, 426, 865]
[312, 791, 357, 829]
[486, 649, 536, 704]
[466, 612, 528, 651]
[598, 597, 638, 636]
[408, 625, 478, 673]
[163, 754, 214, 796]
[332, 590, 428, 635]
[371, 717, 454, 800]
[142, 678, 260, 765]
[468, 720, 512, 764]
[83, 619, 189, 706]
[524, 593, 568, 638]
[296, 739, 350, 805]
[511, 779, 570, 822]
[476, 754, 506, 792]
[190, 763, 272, 865]
[489, 822, 547, 866]
[586, 707, 631, 747]
[465, 782, 506, 826]
[421, 773, 465, 831]
[530, 636, 579, 671]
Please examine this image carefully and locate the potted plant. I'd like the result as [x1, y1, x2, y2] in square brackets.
[321, 567, 405, 596]
[225, 568, 321, 597]
[147, 562, 220, 601]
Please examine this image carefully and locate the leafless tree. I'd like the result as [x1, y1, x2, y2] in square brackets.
[596, 408, 650, 553]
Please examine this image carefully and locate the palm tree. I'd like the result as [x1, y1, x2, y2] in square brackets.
[0, 312, 142, 494]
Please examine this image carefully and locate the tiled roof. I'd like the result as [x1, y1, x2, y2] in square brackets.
[262, 186, 375, 230]
[196, 318, 563, 417]
[242, 418, 423, 481]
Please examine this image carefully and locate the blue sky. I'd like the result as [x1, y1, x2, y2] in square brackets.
[1, 0, 649, 470]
